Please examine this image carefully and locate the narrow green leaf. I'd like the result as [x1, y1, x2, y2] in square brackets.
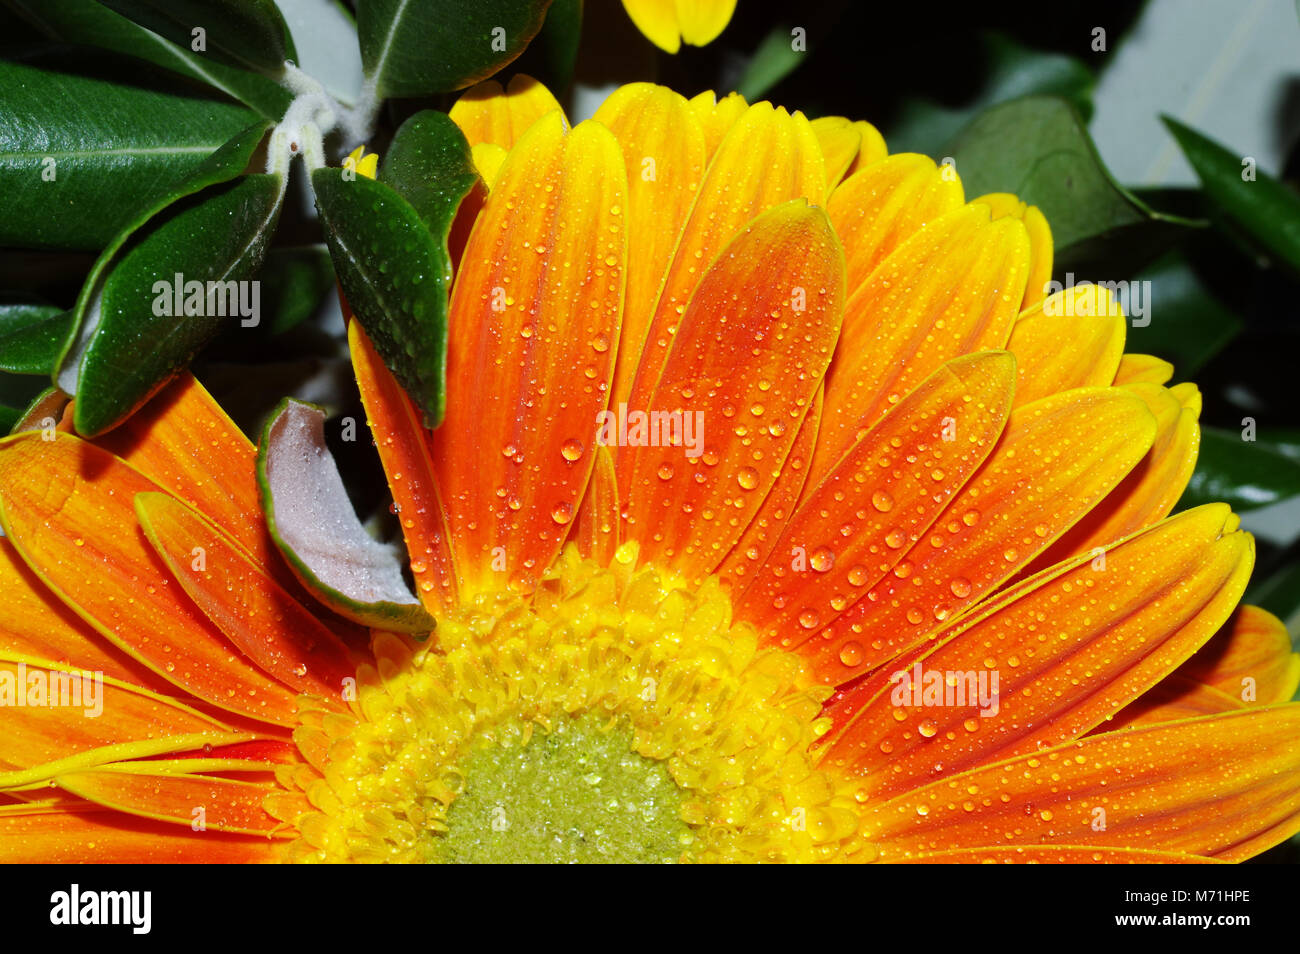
[98, 0, 296, 76]
[69, 172, 286, 436]
[0, 59, 260, 250]
[9, 0, 292, 118]
[358, 0, 551, 98]
[314, 161, 464, 428]
[257, 398, 435, 635]
[1163, 115, 1300, 277]
[0, 300, 75, 375]
[947, 96, 1200, 276]
[736, 24, 805, 102]
[1179, 427, 1300, 513]
[55, 120, 270, 397]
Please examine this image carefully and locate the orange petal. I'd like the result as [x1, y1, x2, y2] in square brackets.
[803, 386, 1158, 682]
[572, 445, 620, 563]
[860, 705, 1300, 862]
[449, 74, 564, 150]
[1114, 352, 1174, 386]
[434, 115, 627, 593]
[592, 83, 707, 409]
[1179, 604, 1300, 705]
[892, 846, 1225, 864]
[0, 659, 248, 778]
[1032, 381, 1199, 566]
[349, 321, 458, 612]
[736, 352, 1015, 650]
[827, 154, 964, 297]
[1006, 284, 1126, 408]
[133, 491, 356, 702]
[0, 808, 279, 862]
[971, 193, 1053, 310]
[91, 372, 282, 577]
[1103, 674, 1244, 732]
[715, 386, 823, 590]
[0, 432, 301, 726]
[687, 90, 748, 158]
[625, 101, 826, 415]
[618, 200, 843, 581]
[813, 204, 1029, 487]
[0, 539, 161, 688]
[57, 769, 285, 836]
[820, 504, 1253, 799]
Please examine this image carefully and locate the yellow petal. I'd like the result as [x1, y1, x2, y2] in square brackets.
[1006, 284, 1126, 407]
[1114, 352, 1174, 386]
[449, 74, 565, 150]
[621, 0, 681, 53]
[593, 83, 707, 409]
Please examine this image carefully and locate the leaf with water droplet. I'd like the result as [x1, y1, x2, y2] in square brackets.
[256, 398, 435, 635]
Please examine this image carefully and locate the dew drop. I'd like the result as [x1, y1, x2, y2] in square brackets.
[810, 547, 835, 572]
[838, 641, 864, 666]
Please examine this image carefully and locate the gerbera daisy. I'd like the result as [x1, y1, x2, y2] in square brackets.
[0, 77, 1297, 864]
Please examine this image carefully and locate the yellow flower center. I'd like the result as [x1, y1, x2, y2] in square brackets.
[279, 544, 874, 862]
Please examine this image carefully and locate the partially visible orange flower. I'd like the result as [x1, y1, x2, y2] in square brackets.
[0, 76, 1297, 863]
[622, 0, 737, 53]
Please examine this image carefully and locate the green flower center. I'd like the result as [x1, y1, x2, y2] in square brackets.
[432, 714, 691, 863]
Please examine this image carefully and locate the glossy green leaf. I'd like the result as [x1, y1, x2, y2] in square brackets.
[358, 0, 551, 98]
[889, 34, 1094, 156]
[379, 110, 479, 232]
[314, 125, 474, 427]
[98, 0, 296, 76]
[1179, 427, 1300, 513]
[0, 59, 261, 250]
[9, 0, 292, 118]
[7, 386, 68, 435]
[257, 398, 435, 634]
[947, 96, 1200, 276]
[273, 0, 363, 104]
[68, 172, 287, 437]
[1163, 115, 1300, 277]
[0, 300, 75, 375]
[55, 120, 269, 386]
